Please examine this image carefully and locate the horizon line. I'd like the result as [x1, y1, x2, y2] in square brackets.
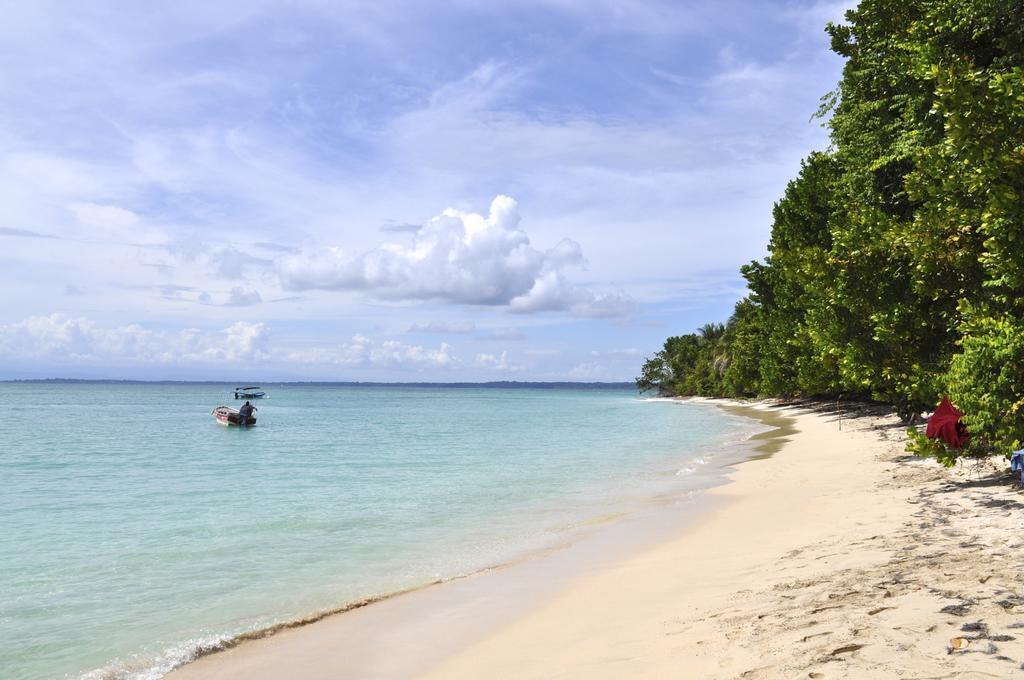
[2, 378, 636, 387]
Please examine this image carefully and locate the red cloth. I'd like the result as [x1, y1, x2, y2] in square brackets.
[926, 396, 968, 449]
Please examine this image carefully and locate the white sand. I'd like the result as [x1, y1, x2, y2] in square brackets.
[171, 402, 1024, 679]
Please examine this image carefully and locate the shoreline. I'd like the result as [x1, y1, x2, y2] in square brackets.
[426, 402, 1024, 678]
[165, 399, 791, 679]
[169, 398, 1024, 678]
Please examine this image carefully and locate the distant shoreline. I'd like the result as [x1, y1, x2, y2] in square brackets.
[0, 379, 635, 388]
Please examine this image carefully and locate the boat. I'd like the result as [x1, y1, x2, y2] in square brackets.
[233, 386, 266, 399]
[212, 405, 257, 427]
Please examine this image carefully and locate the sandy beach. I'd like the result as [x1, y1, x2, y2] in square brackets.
[171, 401, 1024, 678]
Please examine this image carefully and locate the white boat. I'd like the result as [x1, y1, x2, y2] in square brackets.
[212, 405, 257, 427]
[234, 386, 266, 399]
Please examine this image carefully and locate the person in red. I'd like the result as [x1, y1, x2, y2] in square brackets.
[926, 396, 968, 449]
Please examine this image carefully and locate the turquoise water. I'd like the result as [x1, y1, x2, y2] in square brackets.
[0, 384, 759, 679]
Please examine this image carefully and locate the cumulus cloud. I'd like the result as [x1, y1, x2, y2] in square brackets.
[0, 315, 456, 373]
[276, 196, 632, 316]
[566, 362, 613, 380]
[563, 350, 640, 380]
[475, 350, 519, 371]
[225, 286, 262, 306]
[508, 272, 636, 317]
[0, 1, 843, 379]
[157, 284, 193, 300]
[221, 321, 271, 361]
[286, 335, 454, 369]
[0, 314, 269, 364]
[208, 247, 272, 278]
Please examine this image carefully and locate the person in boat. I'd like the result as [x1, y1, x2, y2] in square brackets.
[238, 400, 256, 425]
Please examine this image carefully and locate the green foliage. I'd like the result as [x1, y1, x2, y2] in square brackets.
[721, 298, 764, 397]
[636, 0, 1024, 464]
[948, 314, 1024, 453]
[746, 152, 844, 397]
[635, 352, 669, 394]
[905, 426, 960, 467]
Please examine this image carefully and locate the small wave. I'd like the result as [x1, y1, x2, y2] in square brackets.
[79, 634, 234, 680]
[76, 591, 406, 680]
[76, 567, 507, 679]
[676, 455, 711, 476]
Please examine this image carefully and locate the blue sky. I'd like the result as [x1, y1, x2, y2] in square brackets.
[0, 0, 850, 381]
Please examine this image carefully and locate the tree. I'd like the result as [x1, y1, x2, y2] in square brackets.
[638, 0, 1024, 452]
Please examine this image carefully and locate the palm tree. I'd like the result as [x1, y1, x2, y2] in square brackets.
[699, 323, 730, 377]
[698, 323, 726, 345]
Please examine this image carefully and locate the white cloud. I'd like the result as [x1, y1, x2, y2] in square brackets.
[0, 314, 269, 364]
[509, 271, 636, 317]
[0, 314, 456, 373]
[208, 247, 272, 278]
[286, 335, 455, 369]
[221, 321, 271, 360]
[566, 361, 613, 380]
[475, 350, 518, 371]
[225, 287, 262, 306]
[67, 202, 140, 232]
[277, 195, 632, 316]
[0, 1, 846, 379]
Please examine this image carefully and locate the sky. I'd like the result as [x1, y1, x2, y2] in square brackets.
[0, 0, 852, 381]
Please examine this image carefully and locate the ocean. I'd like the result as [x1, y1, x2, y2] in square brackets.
[0, 383, 764, 679]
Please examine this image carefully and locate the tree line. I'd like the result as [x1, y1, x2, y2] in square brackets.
[637, 0, 1024, 460]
